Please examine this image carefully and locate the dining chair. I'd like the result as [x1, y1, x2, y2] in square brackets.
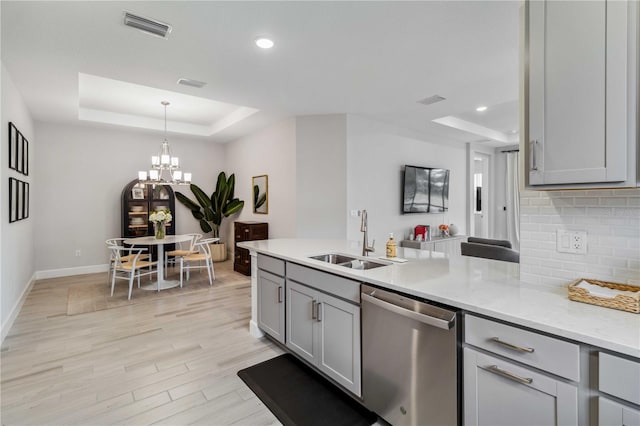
[110, 246, 158, 300]
[106, 238, 150, 285]
[460, 241, 520, 263]
[179, 238, 216, 287]
[164, 233, 202, 278]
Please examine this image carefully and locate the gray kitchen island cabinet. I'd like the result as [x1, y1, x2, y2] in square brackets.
[256, 255, 286, 344]
[286, 264, 362, 397]
[257, 269, 285, 344]
[597, 352, 640, 425]
[526, 0, 638, 188]
[463, 314, 581, 425]
[599, 397, 640, 426]
[464, 348, 578, 426]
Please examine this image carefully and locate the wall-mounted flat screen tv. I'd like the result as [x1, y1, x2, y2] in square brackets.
[402, 165, 450, 214]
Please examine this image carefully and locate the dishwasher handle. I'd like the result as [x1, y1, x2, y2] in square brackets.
[362, 292, 455, 330]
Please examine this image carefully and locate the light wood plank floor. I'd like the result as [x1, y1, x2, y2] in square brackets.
[1, 261, 283, 425]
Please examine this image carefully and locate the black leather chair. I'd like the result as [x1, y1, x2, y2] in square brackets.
[461, 238, 520, 263]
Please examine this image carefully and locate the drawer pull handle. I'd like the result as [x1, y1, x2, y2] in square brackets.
[311, 301, 317, 320]
[491, 337, 535, 353]
[317, 302, 322, 322]
[484, 365, 533, 385]
[277, 286, 283, 303]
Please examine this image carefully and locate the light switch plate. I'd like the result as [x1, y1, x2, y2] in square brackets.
[557, 230, 587, 254]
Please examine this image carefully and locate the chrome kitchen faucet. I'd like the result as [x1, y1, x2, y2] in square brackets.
[360, 210, 375, 256]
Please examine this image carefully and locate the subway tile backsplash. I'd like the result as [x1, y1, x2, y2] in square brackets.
[519, 189, 640, 287]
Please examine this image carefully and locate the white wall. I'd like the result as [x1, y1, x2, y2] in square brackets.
[296, 115, 347, 239]
[225, 118, 297, 242]
[1, 63, 36, 338]
[520, 189, 640, 287]
[493, 150, 508, 240]
[34, 122, 225, 273]
[346, 115, 467, 250]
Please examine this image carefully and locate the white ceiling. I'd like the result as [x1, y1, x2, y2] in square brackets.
[78, 73, 259, 136]
[1, 1, 521, 144]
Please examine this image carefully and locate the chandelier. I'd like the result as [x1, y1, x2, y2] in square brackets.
[138, 101, 192, 185]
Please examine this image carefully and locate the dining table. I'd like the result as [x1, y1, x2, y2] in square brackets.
[123, 234, 193, 291]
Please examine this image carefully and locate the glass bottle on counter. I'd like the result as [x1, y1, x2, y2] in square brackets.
[386, 233, 397, 258]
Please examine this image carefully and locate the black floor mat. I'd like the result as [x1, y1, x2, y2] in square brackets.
[237, 353, 377, 426]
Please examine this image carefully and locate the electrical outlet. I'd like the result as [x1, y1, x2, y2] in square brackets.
[350, 210, 360, 217]
[557, 230, 587, 254]
[75, 249, 81, 257]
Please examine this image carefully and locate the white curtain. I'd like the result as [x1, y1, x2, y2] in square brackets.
[506, 152, 520, 251]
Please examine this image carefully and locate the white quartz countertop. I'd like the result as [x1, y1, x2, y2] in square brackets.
[239, 238, 640, 358]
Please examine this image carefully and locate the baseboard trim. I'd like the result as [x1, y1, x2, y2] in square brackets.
[35, 264, 109, 280]
[250, 320, 265, 339]
[1, 272, 37, 343]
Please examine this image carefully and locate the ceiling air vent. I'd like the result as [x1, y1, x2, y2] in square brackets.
[417, 95, 446, 106]
[123, 12, 172, 39]
[177, 78, 207, 88]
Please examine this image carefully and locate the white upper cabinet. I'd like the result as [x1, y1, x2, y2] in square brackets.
[525, 0, 638, 188]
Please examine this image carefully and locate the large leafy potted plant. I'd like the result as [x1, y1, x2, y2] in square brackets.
[176, 172, 244, 262]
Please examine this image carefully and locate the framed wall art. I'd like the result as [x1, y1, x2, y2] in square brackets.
[21, 134, 29, 176]
[8, 178, 29, 223]
[8, 122, 18, 171]
[252, 175, 268, 214]
[22, 181, 30, 220]
[9, 178, 18, 223]
[8, 122, 29, 176]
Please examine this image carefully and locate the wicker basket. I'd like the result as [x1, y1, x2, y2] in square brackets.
[568, 279, 640, 314]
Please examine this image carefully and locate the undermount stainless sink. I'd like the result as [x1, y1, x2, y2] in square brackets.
[309, 253, 390, 270]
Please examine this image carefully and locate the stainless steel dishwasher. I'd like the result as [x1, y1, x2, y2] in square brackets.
[361, 284, 459, 426]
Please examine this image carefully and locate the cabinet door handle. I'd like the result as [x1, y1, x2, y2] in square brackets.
[490, 337, 535, 353]
[484, 365, 533, 385]
[317, 302, 322, 322]
[530, 139, 539, 171]
[277, 286, 283, 303]
[311, 301, 317, 320]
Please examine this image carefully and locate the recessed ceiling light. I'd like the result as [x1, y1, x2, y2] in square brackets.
[255, 37, 274, 49]
[476, 106, 488, 112]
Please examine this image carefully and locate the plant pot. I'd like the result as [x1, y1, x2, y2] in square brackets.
[210, 242, 227, 262]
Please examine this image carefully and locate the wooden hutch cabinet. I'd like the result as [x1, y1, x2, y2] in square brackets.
[234, 221, 268, 275]
[121, 179, 175, 258]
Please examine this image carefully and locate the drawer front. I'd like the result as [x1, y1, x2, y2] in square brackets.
[257, 254, 285, 277]
[235, 246, 250, 264]
[599, 396, 640, 426]
[235, 223, 249, 242]
[465, 315, 580, 381]
[234, 261, 251, 276]
[599, 352, 640, 405]
[235, 222, 268, 241]
[287, 262, 360, 304]
[248, 223, 268, 240]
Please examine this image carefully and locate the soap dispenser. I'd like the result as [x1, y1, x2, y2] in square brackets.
[386, 233, 397, 258]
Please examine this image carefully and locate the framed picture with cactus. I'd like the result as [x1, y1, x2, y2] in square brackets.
[252, 175, 268, 214]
